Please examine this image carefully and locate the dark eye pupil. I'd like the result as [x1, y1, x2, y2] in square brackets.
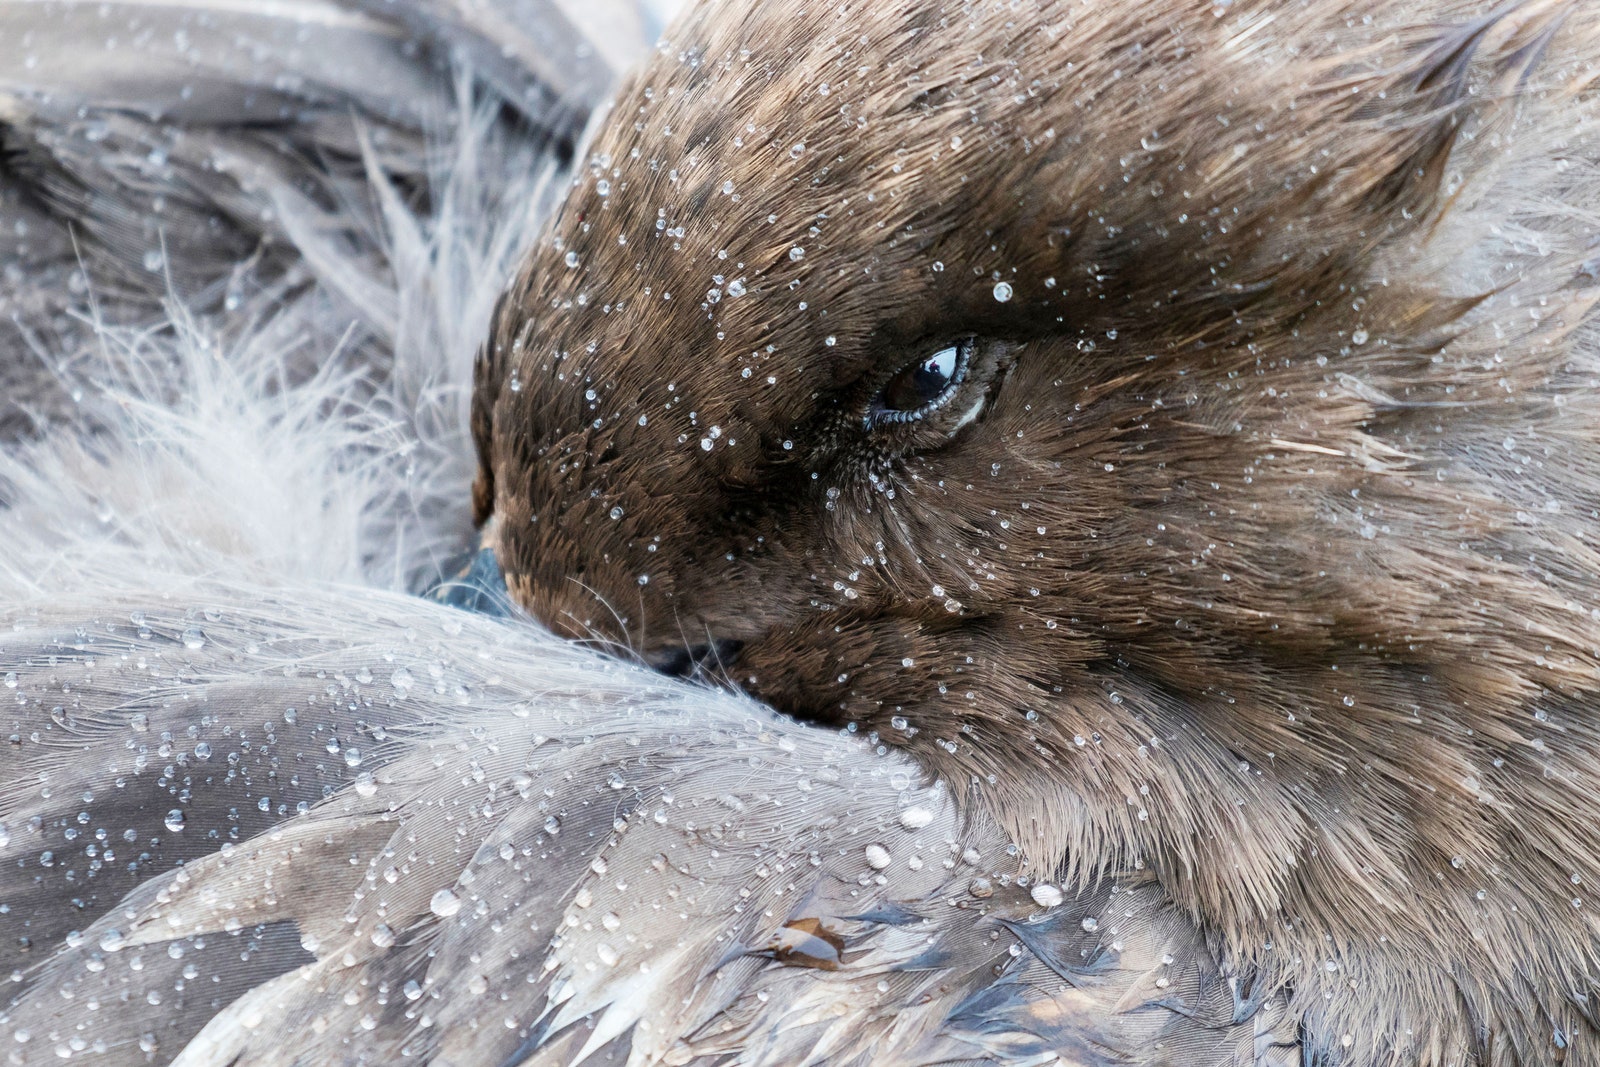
[880, 346, 960, 413]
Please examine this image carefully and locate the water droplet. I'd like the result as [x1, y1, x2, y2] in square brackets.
[192, 742, 211, 760]
[789, 246, 805, 261]
[899, 806, 933, 829]
[863, 843, 892, 870]
[1030, 884, 1063, 907]
[1080, 916, 1099, 932]
[163, 809, 185, 832]
[564, 251, 580, 269]
[992, 281, 1013, 303]
[609, 506, 624, 520]
[429, 888, 462, 918]
[180, 627, 205, 650]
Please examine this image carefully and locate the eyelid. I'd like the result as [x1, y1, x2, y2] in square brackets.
[866, 338, 974, 428]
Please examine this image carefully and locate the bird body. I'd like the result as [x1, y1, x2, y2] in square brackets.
[2, 0, 1599, 1064]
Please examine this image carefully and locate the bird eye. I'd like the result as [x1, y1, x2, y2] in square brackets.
[869, 340, 971, 425]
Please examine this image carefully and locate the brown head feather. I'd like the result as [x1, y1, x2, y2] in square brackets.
[478, 1, 1600, 1060]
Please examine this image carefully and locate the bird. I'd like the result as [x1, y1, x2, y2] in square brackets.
[3, 0, 1274, 1061]
[470, 0, 1600, 1061]
[0, 1, 1596, 1066]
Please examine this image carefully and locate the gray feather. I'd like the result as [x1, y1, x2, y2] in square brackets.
[1, 590, 1300, 1065]
[0, 0, 639, 436]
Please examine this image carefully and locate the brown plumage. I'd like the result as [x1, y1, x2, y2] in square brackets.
[474, 0, 1600, 1061]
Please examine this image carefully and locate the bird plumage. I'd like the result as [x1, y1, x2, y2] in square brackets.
[1, 0, 1288, 1062]
[4, 0, 1600, 1063]
[475, 0, 1600, 1062]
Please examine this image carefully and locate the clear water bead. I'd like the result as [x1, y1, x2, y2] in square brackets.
[899, 806, 933, 829]
[1030, 884, 1064, 907]
[429, 888, 463, 918]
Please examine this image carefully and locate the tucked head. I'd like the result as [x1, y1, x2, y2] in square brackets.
[474, 0, 1600, 1048]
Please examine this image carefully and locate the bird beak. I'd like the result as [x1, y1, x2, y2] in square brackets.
[425, 541, 514, 617]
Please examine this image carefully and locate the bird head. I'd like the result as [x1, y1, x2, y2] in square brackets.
[472, 0, 1600, 1006]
